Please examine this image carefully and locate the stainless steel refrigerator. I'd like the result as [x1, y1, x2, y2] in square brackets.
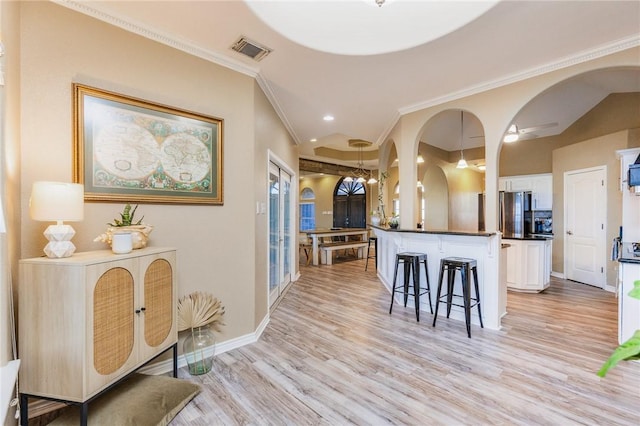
[500, 191, 532, 238]
[478, 191, 532, 237]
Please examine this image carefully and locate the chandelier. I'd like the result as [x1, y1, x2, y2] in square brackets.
[344, 139, 377, 184]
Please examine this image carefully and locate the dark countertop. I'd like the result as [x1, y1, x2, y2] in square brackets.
[503, 235, 553, 241]
[370, 225, 496, 237]
[619, 242, 640, 264]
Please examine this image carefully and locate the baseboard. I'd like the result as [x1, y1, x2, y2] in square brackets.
[140, 314, 271, 376]
[551, 271, 565, 279]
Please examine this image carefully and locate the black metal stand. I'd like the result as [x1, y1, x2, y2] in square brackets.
[19, 342, 178, 426]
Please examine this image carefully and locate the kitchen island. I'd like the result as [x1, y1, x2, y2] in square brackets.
[371, 226, 504, 330]
[503, 236, 552, 293]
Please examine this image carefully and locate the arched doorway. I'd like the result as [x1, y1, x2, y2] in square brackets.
[333, 178, 366, 228]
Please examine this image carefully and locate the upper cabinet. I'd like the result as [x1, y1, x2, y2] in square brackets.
[499, 173, 553, 211]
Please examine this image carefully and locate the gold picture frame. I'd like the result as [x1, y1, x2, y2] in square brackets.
[73, 83, 223, 205]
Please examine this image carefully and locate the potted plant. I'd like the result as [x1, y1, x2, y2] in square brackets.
[94, 203, 153, 249]
[598, 280, 640, 377]
[177, 292, 225, 375]
[388, 215, 399, 229]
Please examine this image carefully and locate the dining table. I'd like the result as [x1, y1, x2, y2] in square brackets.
[304, 227, 370, 266]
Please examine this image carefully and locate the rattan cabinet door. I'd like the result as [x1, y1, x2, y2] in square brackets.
[86, 258, 138, 396]
[139, 251, 177, 361]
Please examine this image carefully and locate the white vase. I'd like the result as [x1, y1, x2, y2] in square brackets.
[371, 215, 381, 226]
[111, 232, 133, 254]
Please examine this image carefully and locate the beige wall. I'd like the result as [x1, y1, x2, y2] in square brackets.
[552, 130, 639, 284]
[253, 81, 298, 321]
[445, 166, 485, 232]
[1, 2, 22, 424]
[16, 2, 297, 353]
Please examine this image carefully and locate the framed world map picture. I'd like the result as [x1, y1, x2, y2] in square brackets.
[73, 83, 223, 205]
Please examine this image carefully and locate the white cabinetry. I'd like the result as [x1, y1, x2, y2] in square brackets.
[531, 175, 553, 210]
[618, 261, 640, 344]
[505, 238, 552, 292]
[617, 148, 640, 242]
[499, 173, 552, 210]
[19, 248, 177, 403]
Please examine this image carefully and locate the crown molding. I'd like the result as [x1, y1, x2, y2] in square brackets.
[255, 73, 301, 145]
[54, 0, 259, 78]
[399, 35, 640, 115]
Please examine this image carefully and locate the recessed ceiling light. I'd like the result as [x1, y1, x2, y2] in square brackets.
[310, 138, 317, 142]
[323, 115, 334, 121]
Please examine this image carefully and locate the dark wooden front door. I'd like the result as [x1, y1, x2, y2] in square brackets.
[333, 179, 366, 228]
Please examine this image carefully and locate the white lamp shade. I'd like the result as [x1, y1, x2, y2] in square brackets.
[456, 158, 468, 169]
[30, 181, 84, 222]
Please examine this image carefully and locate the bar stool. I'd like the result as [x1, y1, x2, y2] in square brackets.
[432, 257, 483, 338]
[389, 252, 432, 321]
[365, 236, 377, 271]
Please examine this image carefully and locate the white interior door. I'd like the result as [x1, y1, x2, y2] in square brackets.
[564, 166, 606, 288]
[268, 161, 292, 307]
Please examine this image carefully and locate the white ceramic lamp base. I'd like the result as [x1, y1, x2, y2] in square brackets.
[43, 224, 77, 258]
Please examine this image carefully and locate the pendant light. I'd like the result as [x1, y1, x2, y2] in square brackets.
[456, 111, 468, 169]
[346, 139, 373, 183]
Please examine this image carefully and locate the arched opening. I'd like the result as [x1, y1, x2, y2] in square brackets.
[416, 109, 486, 231]
[497, 67, 640, 292]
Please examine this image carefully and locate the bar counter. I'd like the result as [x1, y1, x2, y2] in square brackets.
[371, 225, 505, 331]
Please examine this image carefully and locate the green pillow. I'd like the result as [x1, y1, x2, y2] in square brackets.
[49, 374, 200, 426]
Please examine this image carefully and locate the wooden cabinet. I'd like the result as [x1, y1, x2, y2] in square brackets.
[499, 173, 552, 210]
[505, 238, 551, 292]
[19, 247, 176, 403]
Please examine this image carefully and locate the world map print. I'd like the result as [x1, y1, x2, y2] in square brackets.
[89, 101, 214, 194]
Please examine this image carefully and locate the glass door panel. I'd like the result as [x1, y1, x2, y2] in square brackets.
[269, 163, 280, 305]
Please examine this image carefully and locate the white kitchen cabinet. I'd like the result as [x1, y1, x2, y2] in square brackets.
[618, 261, 640, 344]
[499, 173, 552, 210]
[508, 176, 533, 192]
[505, 238, 552, 292]
[531, 174, 553, 210]
[19, 247, 177, 419]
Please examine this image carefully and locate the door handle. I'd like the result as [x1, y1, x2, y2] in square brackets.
[567, 230, 573, 235]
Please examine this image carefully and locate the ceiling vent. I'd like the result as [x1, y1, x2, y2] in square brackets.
[230, 36, 272, 61]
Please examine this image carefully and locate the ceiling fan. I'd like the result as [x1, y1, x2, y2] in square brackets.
[504, 121, 558, 142]
[469, 121, 558, 141]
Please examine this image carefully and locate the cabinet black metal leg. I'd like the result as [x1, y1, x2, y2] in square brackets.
[173, 343, 178, 378]
[80, 402, 88, 426]
[20, 394, 28, 426]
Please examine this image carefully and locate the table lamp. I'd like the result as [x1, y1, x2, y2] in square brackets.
[29, 181, 84, 258]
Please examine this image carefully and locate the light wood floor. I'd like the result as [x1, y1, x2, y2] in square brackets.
[171, 257, 640, 425]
